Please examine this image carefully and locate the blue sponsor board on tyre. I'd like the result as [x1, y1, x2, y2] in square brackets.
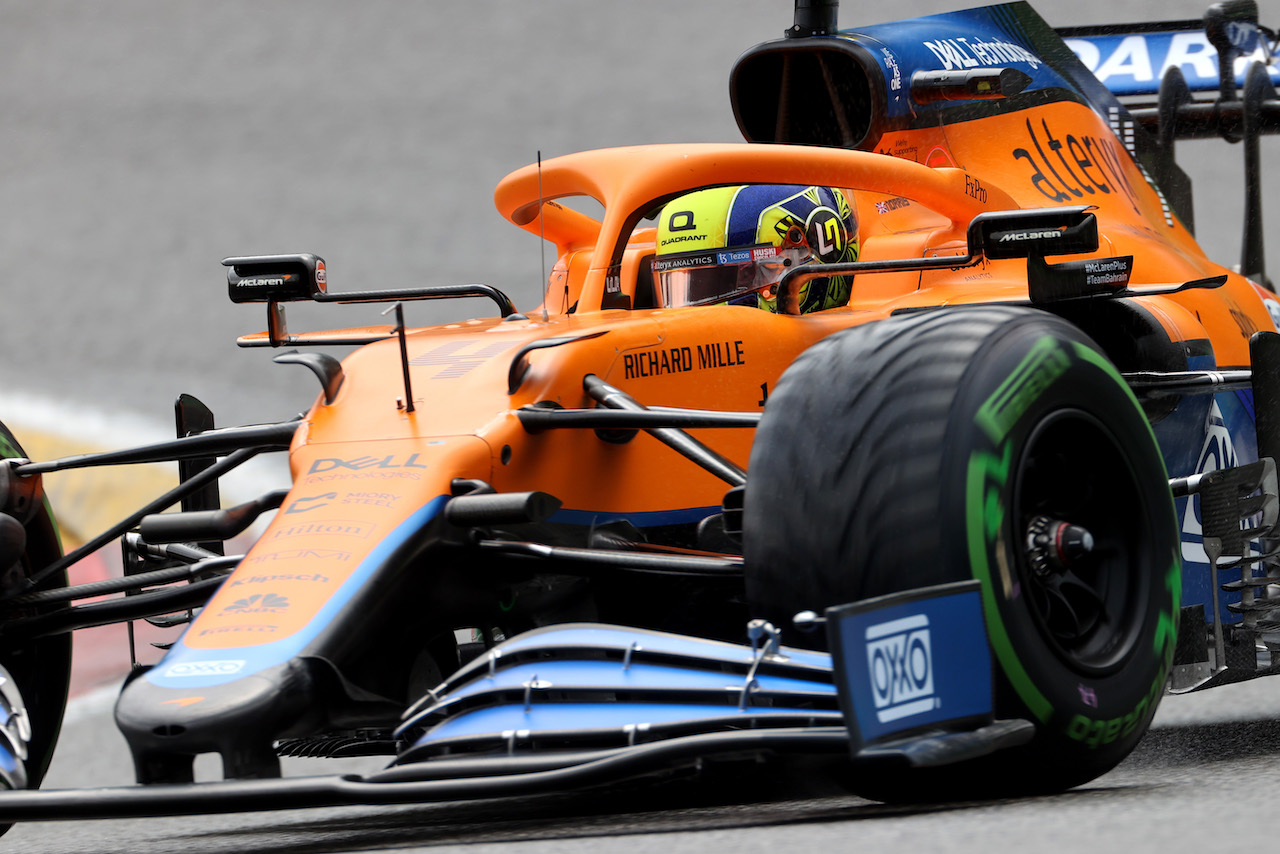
[827, 580, 993, 746]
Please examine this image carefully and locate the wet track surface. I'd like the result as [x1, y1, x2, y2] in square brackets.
[1, 0, 1279, 850]
[12, 680, 1280, 853]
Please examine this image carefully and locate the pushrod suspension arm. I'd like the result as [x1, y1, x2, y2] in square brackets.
[477, 539, 743, 577]
[583, 374, 749, 487]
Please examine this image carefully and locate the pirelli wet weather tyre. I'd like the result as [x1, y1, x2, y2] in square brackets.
[744, 306, 1179, 801]
[0, 423, 72, 799]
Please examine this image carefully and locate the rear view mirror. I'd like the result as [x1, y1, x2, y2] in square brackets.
[223, 253, 327, 304]
[966, 206, 1099, 260]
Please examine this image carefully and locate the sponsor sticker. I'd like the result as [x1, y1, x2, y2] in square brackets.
[1064, 31, 1279, 96]
[875, 198, 910, 215]
[865, 614, 936, 723]
[827, 580, 992, 746]
[271, 520, 375, 540]
[163, 660, 246, 678]
[622, 339, 746, 379]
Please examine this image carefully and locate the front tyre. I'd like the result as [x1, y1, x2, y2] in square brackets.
[0, 423, 71, 798]
[744, 306, 1179, 799]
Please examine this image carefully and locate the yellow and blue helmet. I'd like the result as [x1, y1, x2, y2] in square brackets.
[653, 184, 859, 313]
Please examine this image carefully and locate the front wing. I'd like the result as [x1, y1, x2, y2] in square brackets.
[0, 581, 1029, 822]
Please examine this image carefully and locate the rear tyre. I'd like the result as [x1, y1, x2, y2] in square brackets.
[744, 306, 1179, 800]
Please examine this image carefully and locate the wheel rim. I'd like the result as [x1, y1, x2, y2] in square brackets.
[1013, 409, 1152, 675]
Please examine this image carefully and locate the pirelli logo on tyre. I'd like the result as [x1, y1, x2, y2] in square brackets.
[975, 336, 1070, 444]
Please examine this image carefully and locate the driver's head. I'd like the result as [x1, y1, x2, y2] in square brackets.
[653, 184, 859, 312]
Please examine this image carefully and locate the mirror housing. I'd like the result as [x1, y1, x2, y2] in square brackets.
[966, 206, 1099, 260]
[223, 254, 327, 304]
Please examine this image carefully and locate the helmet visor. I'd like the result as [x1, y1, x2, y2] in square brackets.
[653, 244, 811, 308]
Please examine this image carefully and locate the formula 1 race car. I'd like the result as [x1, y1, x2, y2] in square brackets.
[0, 0, 1276, 827]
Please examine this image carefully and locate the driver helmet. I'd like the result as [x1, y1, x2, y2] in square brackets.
[653, 184, 859, 313]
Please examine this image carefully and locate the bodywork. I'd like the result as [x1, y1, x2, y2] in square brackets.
[0, 0, 1275, 821]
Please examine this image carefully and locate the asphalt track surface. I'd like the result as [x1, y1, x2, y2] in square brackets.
[0, 0, 1278, 851]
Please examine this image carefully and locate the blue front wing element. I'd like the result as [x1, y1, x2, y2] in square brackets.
[395, 622, 841, 762]
[395, 585, 999, 768]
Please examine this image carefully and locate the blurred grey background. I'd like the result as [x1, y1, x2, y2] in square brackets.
[0, 0, 1273, 434]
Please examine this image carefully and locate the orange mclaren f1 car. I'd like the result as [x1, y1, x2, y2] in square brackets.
[0, 0, 1276, 826]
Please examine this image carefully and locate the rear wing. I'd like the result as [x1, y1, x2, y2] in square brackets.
[1058, 1, 1278, 285]
[1059, 17, 1278, 99]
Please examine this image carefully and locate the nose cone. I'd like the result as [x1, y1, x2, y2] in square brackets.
[115, 659, 315, 783]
